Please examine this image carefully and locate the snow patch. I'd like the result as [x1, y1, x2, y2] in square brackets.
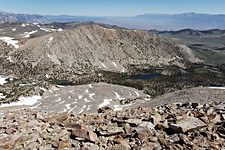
[89, 93, 95, 99]
[112, 62, 117, 67]
[0, 93, 6, 99]
[68, 106, 76, 113]
[6, 56, 14, 62]
[114, 103, 134, 111]
[101, 63, 108, 68]
[98, 73, 103, 77]
[0, 76, 8, 85]
[89, 84, 93, 88]
[12, 28, 16, 31]
[0, 37, 19, 49]
[78, 95, 83, 99]
[49, 36, 53, 41]
[209, 87, 225, 90]
[84, 98, 91, 102]
[19, 82, 36, 87]
[40, 87, 47, 92]
[134, 91, 140, 97]
[45, 74, 50, 78]
[79, 105, 86, 114]
[145, 97, 151, 101]
[40, 27, 63, 32]
[114, 91, 125, 100]
[48, 36, 53, 44]
[65, 104, 71, 109]
[114, 91, 120, 99]
[22, 30, 38, 38]
[59, 100, 65, 104]
[39, 27, 51, 32]
[99, 99, 112, 108]
[58, 28, 63, 32]
[87, 105, 92, 111]
[0, 95, 42, 108]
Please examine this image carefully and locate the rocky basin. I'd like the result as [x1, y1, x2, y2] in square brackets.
[0, 82, 150, 114]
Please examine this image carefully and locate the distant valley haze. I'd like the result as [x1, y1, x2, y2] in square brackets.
[0, 0, 225, 30]
[45, 12, 225, 30]
[1, 11, 225, 31]
[1, 0, 225, 16]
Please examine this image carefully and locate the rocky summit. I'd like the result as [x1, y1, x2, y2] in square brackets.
[0, 101, 224, 150]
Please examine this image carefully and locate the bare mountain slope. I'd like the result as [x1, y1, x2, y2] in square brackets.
[3, 24, 200, 78]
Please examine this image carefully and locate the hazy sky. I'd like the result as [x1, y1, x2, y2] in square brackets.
[0, 0, 225, 16]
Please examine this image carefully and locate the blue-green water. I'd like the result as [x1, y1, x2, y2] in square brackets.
[131, 73, 161, 80]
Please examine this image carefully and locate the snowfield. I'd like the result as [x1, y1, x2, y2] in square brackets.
[99, 99, 113, 108]
[209, 87, 225, 90]
[0, 93, 6, 99]
[40, 27, 63, 32]
[0, 95, 42, 108]
[22, 30, 38, 38]
[0, 76, 8, 85]
[0, 37, 19, 49]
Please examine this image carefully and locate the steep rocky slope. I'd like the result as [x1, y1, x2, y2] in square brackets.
[3, 24, 200, 78]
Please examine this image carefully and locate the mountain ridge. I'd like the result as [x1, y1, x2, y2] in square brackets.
[1, 11, 225, 30]
[0, 23, 200, 78]
[0, 11, 50, 24]
[45, 12, 225, 30]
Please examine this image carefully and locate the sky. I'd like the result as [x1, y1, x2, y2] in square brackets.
[0, 0, 225, 16]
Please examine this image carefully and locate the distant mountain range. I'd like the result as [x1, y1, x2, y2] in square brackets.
[45, 13, 225, 30]
[0, 11, 49, 24]
[158, 28, 225, 36]
[1, 11, 225, 30]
